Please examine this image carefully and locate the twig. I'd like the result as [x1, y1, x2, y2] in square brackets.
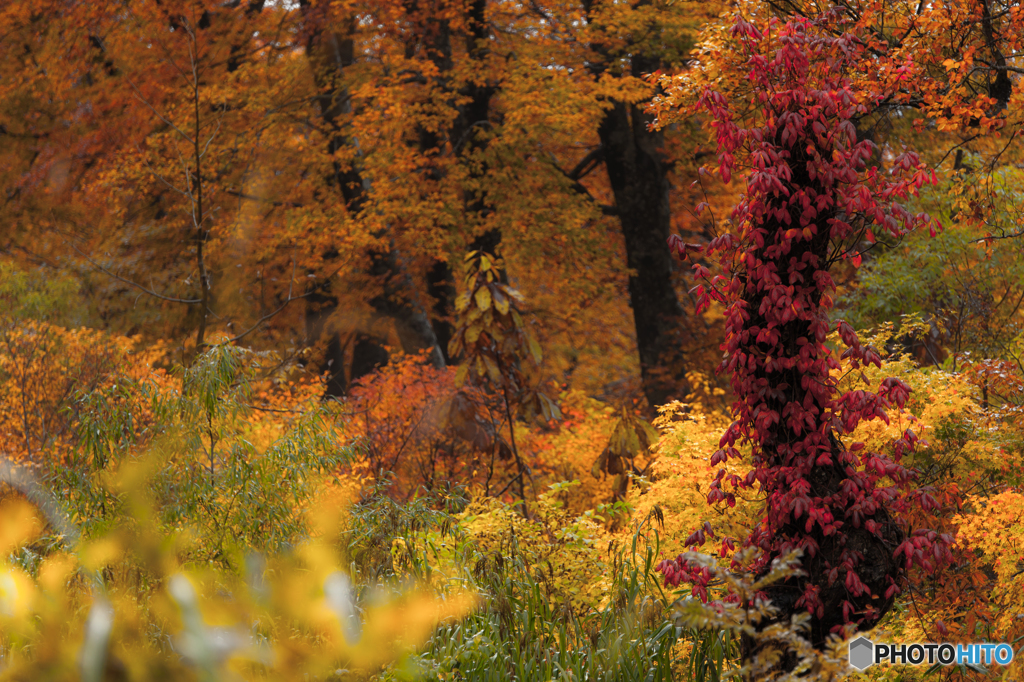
[972, 230, 1024, 244]
[71, 243, 201, 304]
[225, 189, 304, 208]
[216, 261, 348, 345]
[567, 145, 605, 181]
[125, 76, 195, 145]
[494, 469, 526, 498]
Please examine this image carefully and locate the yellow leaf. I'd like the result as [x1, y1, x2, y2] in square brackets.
[493, 289, 510, 315]
[475, 286, 492, 311]
[0, 566, 35, 619]
[80, 537, 124, 572]
[0, 499, 42, 555]
[527, 333, 542, 364]
[483, 354, 502, 383]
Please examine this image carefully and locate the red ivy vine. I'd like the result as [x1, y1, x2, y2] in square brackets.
[659, 15, 953, 640]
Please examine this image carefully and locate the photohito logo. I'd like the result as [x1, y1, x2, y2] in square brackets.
[848, 637, 1015, 671]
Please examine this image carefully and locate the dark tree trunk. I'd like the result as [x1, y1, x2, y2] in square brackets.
[426, 260, 456, 364]
[304, 286, 347, 396]
[582, 1, 691, 409]
[367, 246, 446, 367]
[597, 100, 689, 408]
[350, 333, 389, 384]
[408, 0, 496, 365]
[751, 447, 902, 660]
[300, 5, 445, 396]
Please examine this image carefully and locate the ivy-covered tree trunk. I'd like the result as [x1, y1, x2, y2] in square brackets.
[657, 16, 952, 666]
[724, 143, 906, 648]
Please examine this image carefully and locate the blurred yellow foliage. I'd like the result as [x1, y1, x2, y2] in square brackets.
[0, 460, 477, 681]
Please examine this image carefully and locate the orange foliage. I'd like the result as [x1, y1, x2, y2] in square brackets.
[345, 352, 516, 501]
[0, 0, 731, 408]
[0, 322, 134, 464]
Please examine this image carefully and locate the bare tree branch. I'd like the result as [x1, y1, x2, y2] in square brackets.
[71, 243, 202, 304]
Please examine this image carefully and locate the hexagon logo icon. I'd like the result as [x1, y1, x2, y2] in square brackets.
[849, 636, 874, 671]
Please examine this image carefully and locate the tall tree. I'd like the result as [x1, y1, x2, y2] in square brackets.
[300, 1, 445, 396]
[582, 0, 698, 408]
[654, 0, 1024, 659]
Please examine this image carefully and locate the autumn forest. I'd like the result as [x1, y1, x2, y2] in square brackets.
[2, 0, 1024, 679]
